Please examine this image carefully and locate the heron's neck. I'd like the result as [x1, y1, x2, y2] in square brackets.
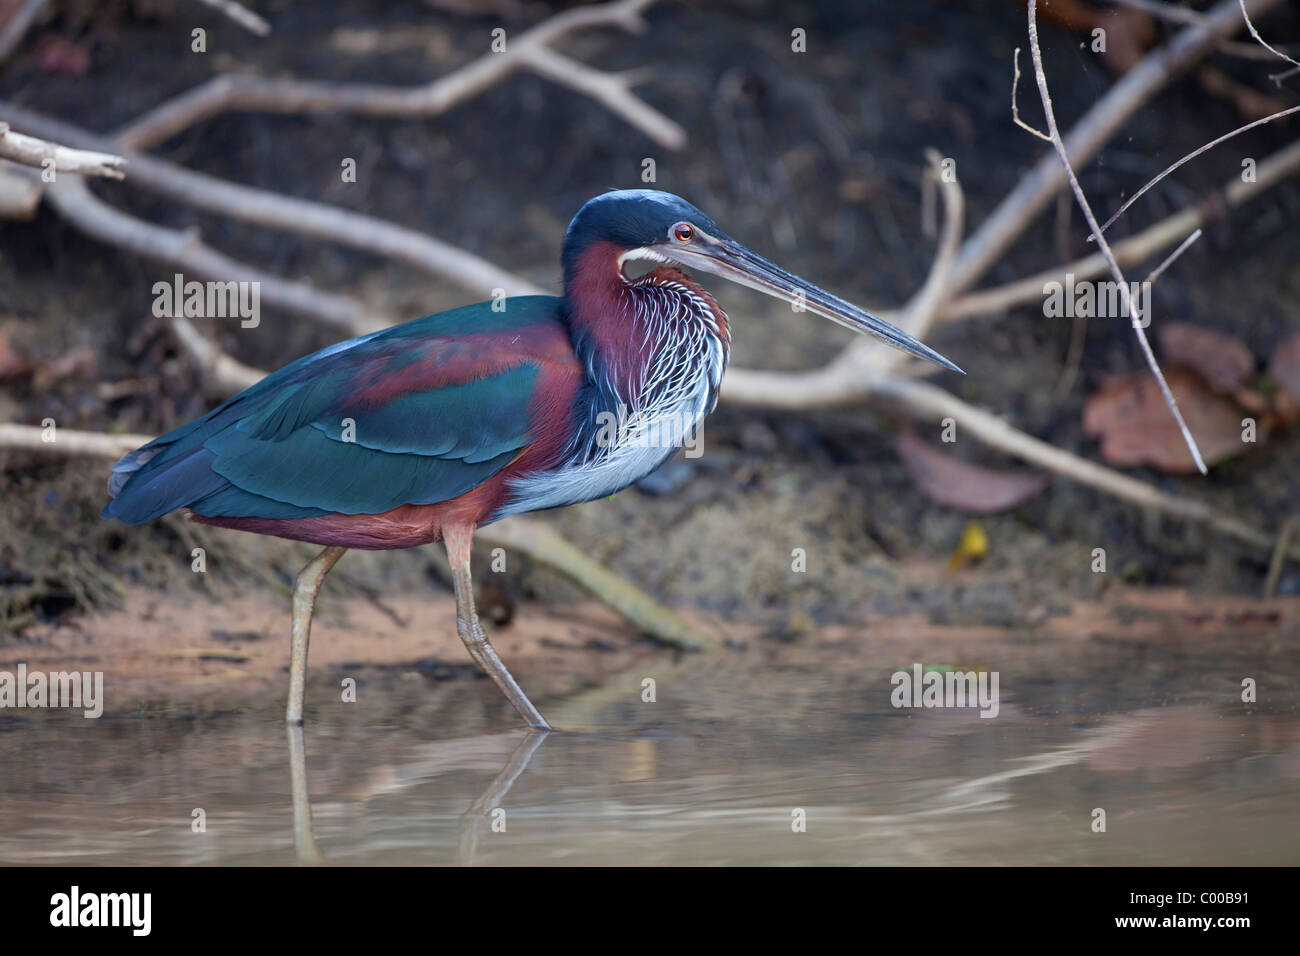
[562, 241, 730, 408]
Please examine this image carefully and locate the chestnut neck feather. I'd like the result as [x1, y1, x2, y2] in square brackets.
[562, 240, 729, 404]
[491, 239, 731, 517]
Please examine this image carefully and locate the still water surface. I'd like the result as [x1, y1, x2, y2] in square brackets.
[1, 632, 1296, 865]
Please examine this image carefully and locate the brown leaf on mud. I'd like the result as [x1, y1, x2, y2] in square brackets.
[897, 431, 1049, 514]
[1157, 322, 1255, 394]
[1083, 369, 1253, 473]
[1268, 332, 1300, 405]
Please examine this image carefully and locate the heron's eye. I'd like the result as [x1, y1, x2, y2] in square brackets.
[673, 223, 694, 242]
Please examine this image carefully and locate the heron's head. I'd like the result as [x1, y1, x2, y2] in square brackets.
[562, 188, 962, 373]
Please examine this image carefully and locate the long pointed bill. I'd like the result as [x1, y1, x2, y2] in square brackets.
[667, 237, 963, 374]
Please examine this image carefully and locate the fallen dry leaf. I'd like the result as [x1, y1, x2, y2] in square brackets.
[1083, 368, 1254, 473]
[1158, 322, 1255, 394]
[897, 431, 1049, 513]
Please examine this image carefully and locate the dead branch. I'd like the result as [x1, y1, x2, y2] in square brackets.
[0, 102, 546, 299]
[0, 423, 151, 458]
[1219, 39, 1300, 61]
[877, 375, 1271, 549]
[0, 421, 718, 652]
[1024, 1, 1205, 472]
[730, 133, 1300, 392]
[883, 148, 965, 357]
[38, 172, 379, 334]
[194, 0, 271, 37]
[1093, 103, 1300, 239]
[169, 315, 264, 397]
[520, 45, 685, 151]
[947, 0, 1284, 299]
[1144, 227, 1202, 286]
[1011, 48, 1052, 142]
[941, 138, 1300, 322]
[0, 122, 125, 179]
[476, 518, 722, 652]
[722, 365, 1274, 554]
[718, 1, 1300, 556]
[1238, 0, 1300, 70]
[1089, 1, 1300, 238]
[1111, 0, 1206, 26]
[116, 0, 684, 151]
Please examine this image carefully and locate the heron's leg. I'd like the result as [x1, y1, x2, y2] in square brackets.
[444, 524, 551, 730]
[287, 545, 347, 724]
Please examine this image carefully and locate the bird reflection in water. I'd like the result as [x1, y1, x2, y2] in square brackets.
[285, 724, 550, 865]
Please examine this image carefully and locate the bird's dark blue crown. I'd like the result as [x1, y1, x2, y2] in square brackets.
[561, 189, 725, 277]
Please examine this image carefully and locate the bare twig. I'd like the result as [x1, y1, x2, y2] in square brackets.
[1143, 227, 1201, 285]
[941, 137, 1300, 321]
[0, 0, 50, 64]
[1024, 0, 1206, 473]
[193, 0, 271, 37]
[1111, 0, 1207, 26]
[117, 0, 684, 151]
[719, 138, 1300, 552]
[875, 375, 1268, 548]
[1218, 39, 1300, 61]
[1238, 0, 1300, 69]
[521, 44, 685, 152]
[897, 149, 966, 343]
[38, 172, 378, 334]
[948, 0, 1284, 298]
[718, 5, 1300, 555]
[1056, 226, 1201, 397]
[477, 518, 722, 652]
[169, 315, 263, 397]
[0, 102, 546, 299]
[721, 366, 1273, 553]
[0, 122, 125, 179]
[859, 148, 964, 374]
[1011, 48, 1051, 142]
[1092, 103, 1300, 239]
[721, 89, 1300, 406]
[0, 423, 152, 458]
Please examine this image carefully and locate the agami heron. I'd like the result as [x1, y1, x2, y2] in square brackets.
[103, 190, 962, 729]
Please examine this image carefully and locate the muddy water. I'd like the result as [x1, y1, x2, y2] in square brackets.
[0, 629, 1297, 866]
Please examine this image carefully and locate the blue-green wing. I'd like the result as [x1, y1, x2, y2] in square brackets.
[103, 297, 564, 523]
